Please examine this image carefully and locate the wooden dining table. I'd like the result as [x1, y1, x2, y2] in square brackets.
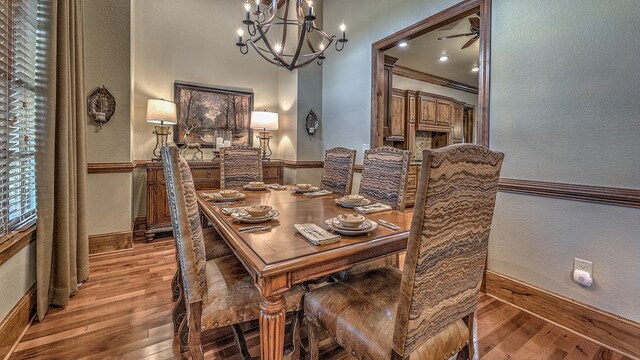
[196, 186, 414, 360]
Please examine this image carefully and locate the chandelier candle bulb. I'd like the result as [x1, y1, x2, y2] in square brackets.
[237, 28, 244, 44]
[255, 0, 260, 13]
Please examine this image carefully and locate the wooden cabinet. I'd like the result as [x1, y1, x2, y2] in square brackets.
[145, 160, 284, 241]
[436, 100, 453, 126]
[417, 94, 437, 130]
[387, 89, 406, 141]
[382, 55, 399, 141]
[452, 104, 464, 143]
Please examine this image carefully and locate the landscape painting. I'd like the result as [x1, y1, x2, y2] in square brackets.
[174, 82, 253, 147]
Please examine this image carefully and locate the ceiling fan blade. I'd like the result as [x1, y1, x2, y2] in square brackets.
[461, 35, 479, 49]
[468, 17, 480, 29]
[438, 33, 475, 40]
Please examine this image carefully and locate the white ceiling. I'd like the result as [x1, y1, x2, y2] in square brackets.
[385, 16, 480, 86]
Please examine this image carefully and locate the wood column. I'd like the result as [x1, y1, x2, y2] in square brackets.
[260, 295, 286, 360]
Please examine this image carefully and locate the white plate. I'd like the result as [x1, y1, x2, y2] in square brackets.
[203, 192, 246, 202]
[243, 185, 268, 191]
[231, 209, 280, 223]
[334, 198, 372, 208]
[325, 218, 377, 236]
[293, 186, 319, 194]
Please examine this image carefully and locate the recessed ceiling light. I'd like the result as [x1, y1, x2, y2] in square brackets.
[439, 55, 449, 62]
[398, 41, 408, 48]
[471, 66, 480, 72]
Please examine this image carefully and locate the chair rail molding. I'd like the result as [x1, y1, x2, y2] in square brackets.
[498, 178, 640, 208]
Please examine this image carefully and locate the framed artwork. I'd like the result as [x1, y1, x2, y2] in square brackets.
[173, 82, 253, 147]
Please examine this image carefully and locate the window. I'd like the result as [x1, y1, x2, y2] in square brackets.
[0, 0, 37, 238]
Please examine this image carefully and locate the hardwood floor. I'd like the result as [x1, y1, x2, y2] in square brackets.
[10, 238, 631, 360]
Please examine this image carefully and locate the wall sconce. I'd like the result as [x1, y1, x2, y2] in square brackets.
[87, 86, 116, 131]
[146, 99, 177, 160]
[250, 110, 279, 160]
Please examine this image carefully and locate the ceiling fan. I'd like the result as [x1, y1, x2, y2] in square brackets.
[438, 17, 480, 49]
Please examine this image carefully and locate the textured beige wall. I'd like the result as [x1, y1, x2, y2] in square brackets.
[323, 0, 640, 322]
[84, 0, 132, 235]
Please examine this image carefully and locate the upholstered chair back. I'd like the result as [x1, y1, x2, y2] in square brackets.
[220, 146, 263, 189]
[162, 143, 208, 304]
[358, 147, 410, 210]
[320, 147, 356, 195]
[393, 144, 504, 357]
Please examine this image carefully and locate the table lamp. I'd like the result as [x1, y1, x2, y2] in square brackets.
[251, 110, 279, 160]
[146, 99, 177, 160]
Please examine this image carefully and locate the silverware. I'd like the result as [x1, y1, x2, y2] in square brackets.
[215, 201, 237, 206]
[238, 224, 280, 233]
[377, 219, 400, 230]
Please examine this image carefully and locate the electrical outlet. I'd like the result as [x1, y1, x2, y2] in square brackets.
[574, 258, 593, 276]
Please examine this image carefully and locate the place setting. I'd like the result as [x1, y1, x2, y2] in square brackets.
[229, 205, 280, 224]
[201, 189, 246, 204]
[242, 181, 269, 191]
[334, 194, 372, 208]
[324, 213, 378, 236]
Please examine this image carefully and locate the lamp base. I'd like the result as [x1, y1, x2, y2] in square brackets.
[256, 130, 273, 160]
[152, 125, 171, 160]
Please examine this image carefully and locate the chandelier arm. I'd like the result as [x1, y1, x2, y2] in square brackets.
[246, 22, 257, 37]
[292, 51, 326, 69]
[254, 26, 290, 68]
[248, 40, 285, 67]
[290, 18, 308, 68]
[280, 0, 290, 49]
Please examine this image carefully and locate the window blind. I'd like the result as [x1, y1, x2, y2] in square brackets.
[0, 0, 37, 238]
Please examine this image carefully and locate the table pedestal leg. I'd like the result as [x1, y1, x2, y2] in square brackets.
[260, 295, 286, 360]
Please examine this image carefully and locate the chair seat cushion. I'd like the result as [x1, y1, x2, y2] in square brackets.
[201, 255, 305, 330]
[304, 267, 469, 360]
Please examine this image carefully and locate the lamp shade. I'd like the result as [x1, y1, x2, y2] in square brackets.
[251, 111, 279, 130]
[146, 99, 177, 125]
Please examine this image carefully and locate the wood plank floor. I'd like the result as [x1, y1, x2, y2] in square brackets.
[10, 238, 631, 360]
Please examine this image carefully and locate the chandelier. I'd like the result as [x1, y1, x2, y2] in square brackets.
[236, 0, 348, 71]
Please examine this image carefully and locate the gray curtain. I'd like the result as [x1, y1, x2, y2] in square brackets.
[36, 0, 89, 321]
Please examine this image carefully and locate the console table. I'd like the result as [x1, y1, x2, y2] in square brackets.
[145, 160, 284, 241]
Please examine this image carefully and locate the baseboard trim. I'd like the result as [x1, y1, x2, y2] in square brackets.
[88, 230, 133, 255]
[0, 284, 36, 360]
[485, 270, 640, 359]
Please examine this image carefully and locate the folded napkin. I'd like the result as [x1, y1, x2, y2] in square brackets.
[267, 184, 287, 191]
[355, 203, 393, 214]
[222, 206, 250, 215]
[294, 223, 341, 245]
[303, 189, 333, 198]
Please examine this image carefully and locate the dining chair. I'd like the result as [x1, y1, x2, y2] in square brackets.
[161, 143, 305, 360]
[220, 145, 263, 189]
[320, 147, 357, 196]
[304, 144, 504, 360]
[340, 146, 410, 277]
[358, 146, 410, 211]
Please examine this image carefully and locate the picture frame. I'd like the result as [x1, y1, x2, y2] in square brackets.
[173, 82, 254, 148]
